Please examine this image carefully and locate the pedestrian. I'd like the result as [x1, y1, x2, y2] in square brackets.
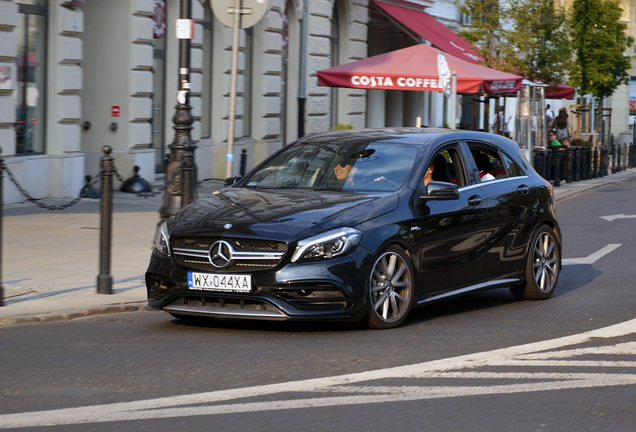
[548, 130, 561, 146]
[546, 104, 554, 120]
[498, 108, 511, 136]
[554, 108, 570, 139]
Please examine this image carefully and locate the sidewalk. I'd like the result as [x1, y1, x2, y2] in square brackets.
[1, 170, 636, 326]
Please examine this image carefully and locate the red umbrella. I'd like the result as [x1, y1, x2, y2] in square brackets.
[318, 44, 522, 94]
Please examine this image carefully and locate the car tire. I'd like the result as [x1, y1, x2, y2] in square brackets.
[365, 245, 414, 329]
[510, 225, 560, 301]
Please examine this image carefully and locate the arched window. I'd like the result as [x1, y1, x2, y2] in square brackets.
[16, 0, 47, 154]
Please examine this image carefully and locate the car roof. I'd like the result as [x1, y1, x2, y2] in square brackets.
[299, 127, 522, 154]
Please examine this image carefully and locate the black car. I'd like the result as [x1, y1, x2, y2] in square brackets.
[146, 128, 562, 329]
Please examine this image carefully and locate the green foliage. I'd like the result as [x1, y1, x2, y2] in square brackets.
[457, 0, 572, 87]
[335, 123, 354, 130]
[568, 0, 634, 99]
[457, 0, 508, 70]
[503, 0, 571, 87]
[570, 138, 593, 146]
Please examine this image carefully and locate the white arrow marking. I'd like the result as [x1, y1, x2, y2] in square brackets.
[562, 244, 621, 266]
[600, 213, 636, 221]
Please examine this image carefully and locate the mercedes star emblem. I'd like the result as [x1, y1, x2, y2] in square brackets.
[209, 240, 234, 268]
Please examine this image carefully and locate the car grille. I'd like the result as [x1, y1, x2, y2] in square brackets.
[171, 236, 287, 272]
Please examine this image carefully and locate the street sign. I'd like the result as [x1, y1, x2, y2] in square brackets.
[111, 106, 120, 117]
[176, 19, 194, 39]
[211, 0, 269, 29]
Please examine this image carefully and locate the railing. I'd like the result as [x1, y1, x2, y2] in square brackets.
[533, 136, 633, 188]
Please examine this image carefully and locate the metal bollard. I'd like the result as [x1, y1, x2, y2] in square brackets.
[553, 149, 561, 188]
[592, 147, 598, 179]
[0, 147, 3, 306]
[617, 144, 623, 173]
[566, 147, 573, 183]
[611, 136, 616, 174]
[240, 148, 248, 177]
[546, 150, 553, 181]
[97, 145, 114, 295]
[574, 147, 581, 181]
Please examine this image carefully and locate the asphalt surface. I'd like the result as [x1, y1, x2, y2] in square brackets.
[1, 169, 636, 326]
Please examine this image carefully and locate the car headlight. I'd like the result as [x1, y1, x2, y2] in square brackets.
[291, 228, 362, 262]
[155, 221, 171, 256]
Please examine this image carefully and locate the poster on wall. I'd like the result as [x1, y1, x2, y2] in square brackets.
[0, 65, 11, 90]
[153, 0, 167, 39]
[630, 78, 636, 126]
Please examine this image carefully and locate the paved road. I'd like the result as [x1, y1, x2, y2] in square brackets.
[0, 178, 635, 431]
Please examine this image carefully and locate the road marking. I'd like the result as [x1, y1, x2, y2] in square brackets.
[562, 243, 621, 265]
[0, 318, 635, 428]
[600, 213, 636, 221]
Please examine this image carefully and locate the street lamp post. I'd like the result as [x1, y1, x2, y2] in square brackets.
[159, 0, 198, 222]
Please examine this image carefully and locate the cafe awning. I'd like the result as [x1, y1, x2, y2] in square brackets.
[372, 0, 482, 64]
[317, 44, 522, 94]
[546, 83, 576, 100]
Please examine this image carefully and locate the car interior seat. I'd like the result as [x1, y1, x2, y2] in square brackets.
[475, 153, 493, 172]
[432, 154, 452, 183]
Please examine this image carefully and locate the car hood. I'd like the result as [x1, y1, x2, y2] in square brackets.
[169, 187, 399, 242]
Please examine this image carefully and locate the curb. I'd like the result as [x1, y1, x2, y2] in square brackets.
[0, 302, 156, 326]
[554, 170, 636, 202]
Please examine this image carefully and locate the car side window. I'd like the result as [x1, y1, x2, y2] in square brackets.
[501, 152, 524, 177]
[424, 145, 466, 188]
[467, 144, 507, 182]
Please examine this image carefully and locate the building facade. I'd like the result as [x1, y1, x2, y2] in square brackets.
[1, 0, 518, 205]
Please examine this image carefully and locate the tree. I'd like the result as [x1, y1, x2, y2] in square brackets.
[457, 0, 571, 88]
[456, 0, 508, 70]
[503, 0, 571, 87]
[568, 0, 634, 99]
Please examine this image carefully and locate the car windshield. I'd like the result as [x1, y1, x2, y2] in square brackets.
[244, 140, 418, 192]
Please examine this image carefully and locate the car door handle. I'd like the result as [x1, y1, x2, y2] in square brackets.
[467, 195, 482, 206]
[517, 185, 530, 195]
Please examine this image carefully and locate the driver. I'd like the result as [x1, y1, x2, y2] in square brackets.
[333, 157, 358, 187]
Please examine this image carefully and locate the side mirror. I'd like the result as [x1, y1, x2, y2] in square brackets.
[419, 181, 459, 201]
[224, 175, 243, 187]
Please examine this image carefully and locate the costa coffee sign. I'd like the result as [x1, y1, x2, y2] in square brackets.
[489, 80, 518, 92]
[351, 75, 443, 90]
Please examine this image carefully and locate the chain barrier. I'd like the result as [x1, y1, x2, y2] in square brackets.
[3, 165, 103, 210]
[112, 161, 184, 198]
[2, 160, 184, 209]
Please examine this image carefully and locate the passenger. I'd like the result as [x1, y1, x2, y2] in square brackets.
[424, 154, 450, 185]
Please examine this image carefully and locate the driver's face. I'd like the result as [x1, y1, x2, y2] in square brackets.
[334, 163, 353, 180]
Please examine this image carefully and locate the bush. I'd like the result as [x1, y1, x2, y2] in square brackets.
[570, 138, 592, 147]
[335, 123, 354, 130]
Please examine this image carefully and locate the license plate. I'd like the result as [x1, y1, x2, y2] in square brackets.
[187, 272, 252, 292]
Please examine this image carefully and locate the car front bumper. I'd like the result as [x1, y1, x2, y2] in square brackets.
[145, 245, 374, 322]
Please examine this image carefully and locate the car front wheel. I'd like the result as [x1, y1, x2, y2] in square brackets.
[510, 225, 560, 300]
[365, 245, 414, 329]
